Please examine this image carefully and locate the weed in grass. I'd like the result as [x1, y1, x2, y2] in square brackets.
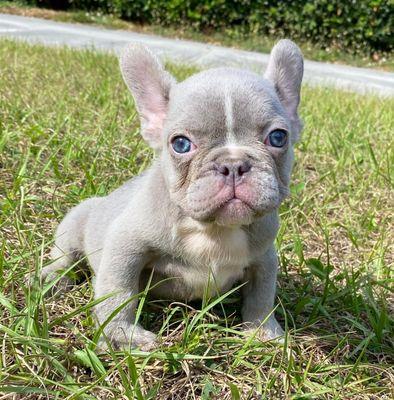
[0, 39, 393, 399]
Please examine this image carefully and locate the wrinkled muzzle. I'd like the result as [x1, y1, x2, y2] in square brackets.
[184, 147, 288, 226]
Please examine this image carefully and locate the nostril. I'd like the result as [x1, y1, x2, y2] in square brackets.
[238, 162, 251, 176]
[218, 165, 230, 176]
[216, 162, 251, 177]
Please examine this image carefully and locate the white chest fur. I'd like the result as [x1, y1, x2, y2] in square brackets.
[173, 219, 251, 297]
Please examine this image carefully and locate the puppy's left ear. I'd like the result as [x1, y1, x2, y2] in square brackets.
[264, 39, 304, 141]
[120, 44, 176, 149]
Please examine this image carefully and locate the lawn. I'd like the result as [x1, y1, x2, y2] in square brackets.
[0, 39, 393, 399]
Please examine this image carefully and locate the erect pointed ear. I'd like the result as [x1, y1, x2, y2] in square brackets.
[120, 44, 176, 149]
[264, 39, 304, 141]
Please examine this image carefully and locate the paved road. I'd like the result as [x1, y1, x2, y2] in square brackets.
[1, 13, 393, 97]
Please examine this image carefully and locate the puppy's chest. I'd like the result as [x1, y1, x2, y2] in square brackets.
[169, 220, 252, 297]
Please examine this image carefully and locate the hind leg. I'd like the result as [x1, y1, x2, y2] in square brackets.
[40, 199, 97, 293]
[39, 241, 78, 294]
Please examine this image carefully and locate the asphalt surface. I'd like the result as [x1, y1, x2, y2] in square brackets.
[1, 13, 393, 97]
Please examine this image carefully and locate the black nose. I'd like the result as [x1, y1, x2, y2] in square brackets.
[216, 160, 251, 180]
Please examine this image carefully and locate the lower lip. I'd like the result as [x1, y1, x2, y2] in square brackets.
[227, 198, 243, 204]
[216, 198, 252, 223]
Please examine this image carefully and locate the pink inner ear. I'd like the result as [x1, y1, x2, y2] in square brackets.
[140, 86, 169, 146]
[143, 110, 166, 138]
[121, 46, 174, 147]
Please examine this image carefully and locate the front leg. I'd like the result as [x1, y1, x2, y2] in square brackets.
[94, 228, 156, 351]
[242, 245, 284, 340]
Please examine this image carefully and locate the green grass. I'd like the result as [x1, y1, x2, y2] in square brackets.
[0, 0, 393, 72]
[0, 39, 393, 399]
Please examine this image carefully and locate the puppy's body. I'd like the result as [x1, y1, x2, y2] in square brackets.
[42, 41, 304, 350]
[52, 162, 277, 298]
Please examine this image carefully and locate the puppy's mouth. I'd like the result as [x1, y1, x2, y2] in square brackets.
[220, 194, 250, 208]
[214, 193, 254, 226]
[226, 197, 243, 204]
[185, 170, 282, 225]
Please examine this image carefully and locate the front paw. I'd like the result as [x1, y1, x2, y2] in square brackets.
[243, 316, 284, 342]
[98, 323, 158, 352]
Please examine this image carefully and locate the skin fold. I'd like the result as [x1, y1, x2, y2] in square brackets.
[39, 39, 304, 350]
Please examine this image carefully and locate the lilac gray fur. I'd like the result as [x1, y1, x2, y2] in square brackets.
[40, 39, 304, 350]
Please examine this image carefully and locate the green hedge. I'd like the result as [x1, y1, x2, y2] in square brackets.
[27, 1, 393, 54]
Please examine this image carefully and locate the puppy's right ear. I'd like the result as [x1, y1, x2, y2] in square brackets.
[120, 44, 176, 149]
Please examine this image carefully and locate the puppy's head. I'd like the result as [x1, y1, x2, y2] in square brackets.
[120, 40, 303, 226]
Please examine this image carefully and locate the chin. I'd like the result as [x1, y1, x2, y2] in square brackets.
[214, 199, 255, 227]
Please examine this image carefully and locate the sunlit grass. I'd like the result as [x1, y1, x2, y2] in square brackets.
[0, 39, 393, 399]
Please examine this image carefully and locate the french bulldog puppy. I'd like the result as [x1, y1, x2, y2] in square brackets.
[41, 39, 303, 350]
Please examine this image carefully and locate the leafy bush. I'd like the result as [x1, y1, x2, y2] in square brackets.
[25, 0, 393, 54]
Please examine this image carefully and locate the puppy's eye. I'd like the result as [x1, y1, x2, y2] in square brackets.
[265, 130, 288, 148]
[171, 136, 193, 154]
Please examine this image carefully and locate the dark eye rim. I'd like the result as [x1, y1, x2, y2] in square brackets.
[170, 135, 194, 154]
[265, 129, 288, 148]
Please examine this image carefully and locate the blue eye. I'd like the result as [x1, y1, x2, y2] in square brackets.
[171, 136, 192, 153]
[267, 130, 288, 147]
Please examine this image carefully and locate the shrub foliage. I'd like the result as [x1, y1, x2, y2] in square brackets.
[27, 1, 393, 54]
